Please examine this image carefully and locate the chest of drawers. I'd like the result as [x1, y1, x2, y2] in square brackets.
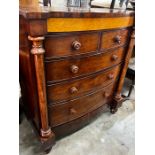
[19, 6, 134, 153]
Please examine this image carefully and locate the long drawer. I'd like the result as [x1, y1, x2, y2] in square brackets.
[45, 47, 126, 83]
[47, 64, 122, 103]
[44, 32, 99, 58]
[48, 82, 116, 127]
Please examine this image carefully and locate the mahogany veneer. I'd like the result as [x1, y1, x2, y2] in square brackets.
[45, 32, 99, 58]
[19, 6, 135, 153]
[45, 47, 126, 82]
[101, 29, 129, 50]
[49, 82, 115, 127]
[47, 64, 122, 103]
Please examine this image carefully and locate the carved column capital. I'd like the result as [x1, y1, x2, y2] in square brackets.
[28, 36, 45, 55]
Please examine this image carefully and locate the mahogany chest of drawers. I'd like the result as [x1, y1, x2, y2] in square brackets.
[19, 6, 135, 153]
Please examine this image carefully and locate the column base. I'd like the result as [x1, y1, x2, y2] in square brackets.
[40, 131, 55, 154]
[110, 93, 124, 114]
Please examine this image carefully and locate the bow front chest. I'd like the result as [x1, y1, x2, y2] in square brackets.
[19, 7, 135, 153]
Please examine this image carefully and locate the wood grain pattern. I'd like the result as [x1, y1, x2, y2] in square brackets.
[52, 103, 109, 139]
[19, 0, 38, 6]
[28, 36, 52, 138]
[47, 64, 122, 103]
[19, 16, 29, 48]
[48, 82, 115, 127]
[115, 30, 135, 96]
[45, 32, 99, 58]
[47, 17, 134, 32]
[101, 29, 129, 50]
[20, 7, 134, 19]
[34, 55, 50, 133]
[28, 20, 47, 36]
[45, 47, 126, 83]
[19, 50, 40, 129]
[110, 29, 135, 114]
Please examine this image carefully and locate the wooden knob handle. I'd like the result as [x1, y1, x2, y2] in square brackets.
[70, 87, 78, 94]
[111, 55, 118, 61]
[70, 65, 79, 74]
[70, 108, 77, 114]
[72, 41, 81, 50]
[103, 92, 110, 98]
[107, 73, 114, 80]
[114, 35, 121, 44]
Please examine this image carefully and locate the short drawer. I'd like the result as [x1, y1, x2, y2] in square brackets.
[101, 29, 129, 50]
[45, 47, 126, 83]
[44, 32, 99, 58]
[47, 64, 122, 103]
[48, 82, 115, 127]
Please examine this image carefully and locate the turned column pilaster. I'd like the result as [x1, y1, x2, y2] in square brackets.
[28, 36, 52, 138]
[111, 29, 135, 113]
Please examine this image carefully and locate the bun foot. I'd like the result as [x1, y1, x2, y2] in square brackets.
[110, 93, 123, 114]
[44, 147, 52, 154]
[41, 131, 55, 154]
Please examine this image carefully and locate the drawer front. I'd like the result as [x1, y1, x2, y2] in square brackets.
[47, 64, 122, 103]
[101, 29, 129, 50]
[48, 83, 115, 127]
[45, 32, 99, 58]
[45, 47, 126, 83]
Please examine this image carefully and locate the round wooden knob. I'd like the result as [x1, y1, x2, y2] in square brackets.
[103, 92, 110, 98]
[114, 35, 121, 44]
[107, 73, 114, 80]
[70, 87, 78, 94]
[111, 55, 118, 61]
[70, 108, 77, 114]
[72, 41, 81, 50]
[70, 65, 79, 74]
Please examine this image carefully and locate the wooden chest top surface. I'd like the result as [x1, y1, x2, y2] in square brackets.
[19, 6, 134, 19]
